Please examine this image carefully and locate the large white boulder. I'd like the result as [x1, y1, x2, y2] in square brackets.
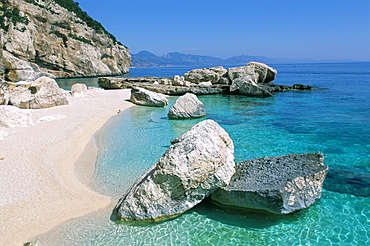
[130, 87, 168, 107]
[168, 93, 206, 119]
[0, 105, 32, 128]
[247, 62, 277, 83]
[184, 66, 229, 85]
[7, 76, 68, 109]
[228, 62, 277, 96]
[71, 83, 88, 97]
[113, 119, 235, 222]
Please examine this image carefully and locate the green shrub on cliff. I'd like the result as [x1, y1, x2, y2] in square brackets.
[0, 5, 30, 32]
[22, 0, 122, 45]
[68, 34, 93, 45]
[53, 0, 122, 45]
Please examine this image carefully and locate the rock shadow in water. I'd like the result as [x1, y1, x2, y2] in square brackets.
[189, 197, 303, 230]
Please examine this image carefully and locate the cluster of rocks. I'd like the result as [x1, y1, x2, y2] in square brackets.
[113, 120, 329, 222]
[0, 76, 68, 109]
[130, 86, 207, 119]
[99, 62, 313, 97]
[0, 78, 91, 128]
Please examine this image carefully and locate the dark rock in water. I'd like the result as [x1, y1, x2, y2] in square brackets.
[292, 84, 312, 90]
[112, 119, 235, 222]
[211, 153, 329, 214]
[324, 166, 370, 197]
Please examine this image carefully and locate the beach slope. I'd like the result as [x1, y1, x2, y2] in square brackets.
[0, 88, 132, 245]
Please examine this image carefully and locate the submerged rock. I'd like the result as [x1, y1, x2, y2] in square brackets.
[211, 153, 328, 214]
[168, 93, 206, 119]
[130, 87, 168, 107]
[324, 166, 370, 197]
[113, 119, 235, 222]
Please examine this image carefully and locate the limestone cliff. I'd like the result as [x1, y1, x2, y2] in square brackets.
[0, 0, 131, 81]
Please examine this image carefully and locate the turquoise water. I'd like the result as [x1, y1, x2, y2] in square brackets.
[40, 63, 370, 245]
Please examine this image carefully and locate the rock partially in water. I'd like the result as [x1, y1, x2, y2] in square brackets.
[324, 166, 370, 197]
[0, 105, 32, 128]
[228, 63, 276, 97]
[211, 153, 328, 214]
[234, 78, 272, 97]
[168, 93, 206, 119]
[98, 63, 315, 97]
[113, 119, 235, 222]
[6, 76, 68, 109]
[130, 87, 168, 107]
[292, 84, 312, 90]
[247, 62, 277, 83]
[98, 76, 229, 95]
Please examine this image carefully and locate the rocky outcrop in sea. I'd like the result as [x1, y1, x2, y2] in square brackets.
[0, 0, 131, 81]
[211, 153, 329, 214]
[99, 62, 313, 96]
[113, 120, 328, 222]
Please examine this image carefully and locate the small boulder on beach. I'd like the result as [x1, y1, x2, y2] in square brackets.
[0, 105, 32, 128]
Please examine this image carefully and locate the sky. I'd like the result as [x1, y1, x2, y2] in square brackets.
[76, 0, 370, 61]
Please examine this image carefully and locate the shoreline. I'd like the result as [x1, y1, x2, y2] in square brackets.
[0, 88, 133, 245]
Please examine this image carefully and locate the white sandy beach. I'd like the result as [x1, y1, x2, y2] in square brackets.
[0, 88, 133, 245]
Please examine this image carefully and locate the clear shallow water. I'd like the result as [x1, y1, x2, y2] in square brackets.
[41, 62, 370, 245]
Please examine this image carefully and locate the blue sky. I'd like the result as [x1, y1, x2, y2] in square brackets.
[76, 0, 370, 61]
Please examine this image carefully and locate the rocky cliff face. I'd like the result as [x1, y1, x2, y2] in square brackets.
[0, 0, 131, 81]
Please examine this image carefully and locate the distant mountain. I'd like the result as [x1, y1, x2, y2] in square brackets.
[131, 51, 359, 68]
[163, 52, 224, 65]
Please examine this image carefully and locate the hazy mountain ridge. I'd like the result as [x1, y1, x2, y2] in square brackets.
[132, 51, 358, 67]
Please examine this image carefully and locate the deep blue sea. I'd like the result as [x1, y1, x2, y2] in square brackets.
[42, 62, 370, 245]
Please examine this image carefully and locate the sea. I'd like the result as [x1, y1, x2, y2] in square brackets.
[39, 62, 370, 245]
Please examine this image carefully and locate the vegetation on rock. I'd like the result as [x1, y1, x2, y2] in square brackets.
[68, 33, 93, 45]
[0, 4, 30, 32]
[23, 0, 121, 45]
